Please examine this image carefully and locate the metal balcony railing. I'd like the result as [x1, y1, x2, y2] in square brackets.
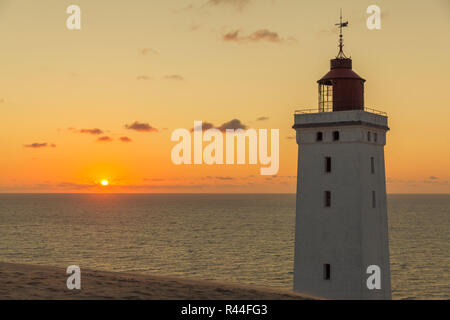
[295, 107, 387, 116]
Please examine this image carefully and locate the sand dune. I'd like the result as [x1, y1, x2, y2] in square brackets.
[0, 262, 315, 300]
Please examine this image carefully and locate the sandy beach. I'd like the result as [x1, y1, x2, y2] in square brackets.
[0, 262, 315, 300]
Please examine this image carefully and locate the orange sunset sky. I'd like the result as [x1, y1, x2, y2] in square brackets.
[0, 0, 449, 193]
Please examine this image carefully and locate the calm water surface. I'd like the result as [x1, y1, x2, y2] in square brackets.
[0, 194, 448, 299]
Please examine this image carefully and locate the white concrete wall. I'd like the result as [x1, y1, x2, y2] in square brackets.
[293, 110, 391, 300]
[294, 109, 388, 129]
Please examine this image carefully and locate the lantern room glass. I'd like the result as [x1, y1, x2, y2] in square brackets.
[319, 83, 333, 112]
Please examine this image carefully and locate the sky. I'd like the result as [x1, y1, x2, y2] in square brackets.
[0, 0, 449, 193]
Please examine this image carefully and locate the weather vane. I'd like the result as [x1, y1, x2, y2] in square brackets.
[335, 9, 349, 58]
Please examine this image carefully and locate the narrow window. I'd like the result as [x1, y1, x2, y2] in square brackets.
[370, 157, 375, 174]
[374, 133, 378, 142]
[323, 264, 331, 280]
[325, 157, 332, 173]
[316, 132, 323, 141]
[372, 191, 376, 208]
[367, 131, 371, 142]
[332, 131, 339, 141]
[324, 191, 331, 207]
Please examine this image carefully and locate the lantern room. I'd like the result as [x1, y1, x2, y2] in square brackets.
[317, 12, 366, 112]
[318, 57, 365, 112]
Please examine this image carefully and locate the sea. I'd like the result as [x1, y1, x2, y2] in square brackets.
[0, 193, 448, 299]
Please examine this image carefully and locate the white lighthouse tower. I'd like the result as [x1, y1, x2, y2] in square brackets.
[293, 15, 391, 300]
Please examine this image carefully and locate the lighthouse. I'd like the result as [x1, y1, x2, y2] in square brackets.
[292, 14, 391, 300]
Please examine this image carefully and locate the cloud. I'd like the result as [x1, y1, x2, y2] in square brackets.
[191, 122, 215, 132]
[97, 136, 113, 142]
[256, 116, 269, 121]
[119, 136, 132, 142]
[248, 29, 282, 42]
[120, 183, 217, 190]
[24, 142, 55, 148]
[140, 48, 159, 55]
[207, 0, 250, 9]
[79, 128, 103, 135]
[57, 182, 96, 190]
[164, 74, 185, 81]
[143, 178, 166, 182]
[174, 0, 250, 13]
[207, 176, 235, 180]
[223, 29, 284, 43]
[0, 181, 97, 192]
[191, 119, 248, 132]
[125, 121, 158, 132]
[217, 119, 247, 131]
[136, 75, 151, 80]
[190, 23, 201, 31]
[223, 30, 241, 42]
[387, 177, 450, 186]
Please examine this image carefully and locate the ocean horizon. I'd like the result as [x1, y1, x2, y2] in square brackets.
[1, 193, 449, 299]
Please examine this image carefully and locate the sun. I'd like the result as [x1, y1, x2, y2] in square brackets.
[100, 180, 109, 186]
